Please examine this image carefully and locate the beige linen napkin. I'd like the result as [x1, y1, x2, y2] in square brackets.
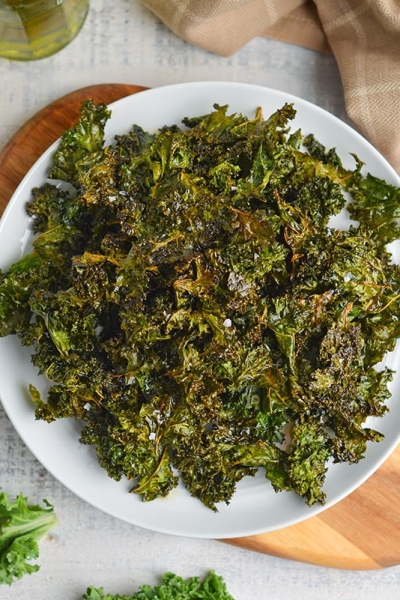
[142, 0, 400, 176]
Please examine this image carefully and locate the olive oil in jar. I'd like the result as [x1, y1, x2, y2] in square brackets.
[0, 0, 89, 60]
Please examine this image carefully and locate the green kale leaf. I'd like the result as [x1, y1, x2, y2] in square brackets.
[48, 99, 111, 187]
[0, 490, 57, 585]
[82, 571, 235, 600]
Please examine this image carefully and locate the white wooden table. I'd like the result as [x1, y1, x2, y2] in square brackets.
[1, 2, 400, 599]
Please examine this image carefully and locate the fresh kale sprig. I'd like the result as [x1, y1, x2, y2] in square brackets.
[83, 571, 235, 600]
[0, 490, 57, 585]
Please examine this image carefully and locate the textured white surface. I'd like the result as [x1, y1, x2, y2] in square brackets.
[1, 1, 400, 599]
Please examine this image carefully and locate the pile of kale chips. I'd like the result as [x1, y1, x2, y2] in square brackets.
[1, 99, 400, 510]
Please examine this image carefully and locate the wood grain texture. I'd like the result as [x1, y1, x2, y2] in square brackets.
[1, 84, 400, 571]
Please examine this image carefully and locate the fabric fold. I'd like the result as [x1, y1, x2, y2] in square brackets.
[315, 0, 400, 174]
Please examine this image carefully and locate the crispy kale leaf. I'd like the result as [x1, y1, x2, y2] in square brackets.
[82, 571, 235, 600]
[1, 100, 400, 510]
[0, 490, 57, 585]
[48, 99, 111, 187]
[348, 172, 400, 247]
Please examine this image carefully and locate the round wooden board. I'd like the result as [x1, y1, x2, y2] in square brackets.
[1, 83, 400, 570]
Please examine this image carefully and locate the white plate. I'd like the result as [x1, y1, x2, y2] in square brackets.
[1, 81, 400, 539]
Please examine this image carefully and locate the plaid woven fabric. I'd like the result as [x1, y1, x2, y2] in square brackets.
[142, 0, 400, 175]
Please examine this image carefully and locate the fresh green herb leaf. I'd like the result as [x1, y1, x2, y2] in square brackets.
[0, 490, 57, 585]
[82, 571, 235, 600]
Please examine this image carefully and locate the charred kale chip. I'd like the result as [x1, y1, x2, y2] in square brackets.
[1, 98, 400, 510]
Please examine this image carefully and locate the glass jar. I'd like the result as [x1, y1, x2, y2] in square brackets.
[0, 0, 89, 60]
